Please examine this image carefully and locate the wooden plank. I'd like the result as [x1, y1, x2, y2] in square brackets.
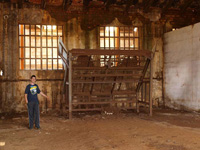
[73, 91, 136, 96]
[138, 101, 149, 105]
[73, 66, 144, 70]
[136, 91, 139, 113]
[141, 83, 143, 102]
[82, 56, 92, 93]
[145, 82, 147, 103]
[68, 53, 72, 119]
[75, 59, 147, 63]
[70, 49, 152, 59]
[71, 107, 135, 112]
[73, 73, 142, 78]
[72, 79, 139, 84]
[136, 58, 150, 92]
[73, 96, 136, 101]
[149, 58, 153, 116]
[72, 108, 102, 112]
[90, 77, 95, 94]
[111, 76, 117, 94]
[72, 100, 136, 105]
[117, 56, 130, 91]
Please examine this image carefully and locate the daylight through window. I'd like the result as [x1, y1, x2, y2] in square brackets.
[99, 26, 140, 66]
[19, 24, 63, 70]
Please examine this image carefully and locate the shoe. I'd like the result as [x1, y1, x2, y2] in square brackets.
[36, 127, 41, 130]
[29, 127, 33, 130]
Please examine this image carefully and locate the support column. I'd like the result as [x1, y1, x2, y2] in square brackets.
[68, 53, 72, 119]
[136, 91, 139, 113]
[149, 56, 153, 116]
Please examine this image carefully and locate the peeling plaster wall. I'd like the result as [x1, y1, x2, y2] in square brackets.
[141, 22, 164, 107]
[152, 38, 163, 106]
[0, 4, 65, 113]
[64, 18, 98, 50]
[164, 22, 200, 111]
[0, 4, 98, 113]
[0, 3, 165, 113]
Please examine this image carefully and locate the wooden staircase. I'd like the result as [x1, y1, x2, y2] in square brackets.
[59, 39, 155, 119]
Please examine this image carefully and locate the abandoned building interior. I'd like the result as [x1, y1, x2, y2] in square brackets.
[1, 0, 200, 150]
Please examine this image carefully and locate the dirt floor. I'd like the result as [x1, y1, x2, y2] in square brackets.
[1, 108, 200, 150]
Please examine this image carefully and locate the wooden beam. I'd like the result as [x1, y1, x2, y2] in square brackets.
[75, 59, 146, 63]
[180, 0, 195, 12]
[136, 58, 150, 92]
[142, 0, 154, 12]
[136, 91, 139, 113]
[63, 0, 67, 9]
[162, 0, 175, 13]
[117, 56, 131, 91]
[149, 56, 153, 116]
[73, 66, 144, 70]
[73, 73, 142, 78]
[90, 77, 95, 94]
[72, 79, 139, 84]
[72, 108, 102, 112]
[68, 53, 72, 119]
[111, 76, 117, 94]
[18, 0, 23, 9]
[73, 90, 136, 96]
[41, 0, 46, 9]
[70, 49, 152, 59]
[72, 100, 136, 105]
[138, 101, 149, 105]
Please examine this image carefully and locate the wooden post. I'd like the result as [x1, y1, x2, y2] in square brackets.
[144, 82, 147, 108]
[149, 56, 153, 116]
[46, 98, 48, 113]
[68, 53, 72, 119]
[141, 83, 143, 102]
[136, 91, 139, 113]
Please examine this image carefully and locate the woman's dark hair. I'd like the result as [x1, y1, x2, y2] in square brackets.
[31, 75, 36, 79]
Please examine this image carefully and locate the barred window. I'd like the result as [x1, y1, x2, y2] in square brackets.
[99, 26, 140, 66]
[19, 24, 63, 70]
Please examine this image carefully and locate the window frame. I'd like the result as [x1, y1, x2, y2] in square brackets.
[99, 26, 140, 50]
[99, 26, 141, 67]
[18, 24, 64, 70]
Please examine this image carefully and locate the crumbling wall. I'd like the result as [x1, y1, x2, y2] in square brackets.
[0, 3, 98, 113]
[164, 22, 200, 111]
[0, 3, 165, 113]
[142, 22, 164, 107]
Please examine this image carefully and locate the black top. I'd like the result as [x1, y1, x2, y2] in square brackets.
[25, 84, 41, 103]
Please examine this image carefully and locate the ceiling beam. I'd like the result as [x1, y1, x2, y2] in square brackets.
[63, 0, 71, 10]
[125, 0, 133, 12]
[161, 0, 175, 13]
[18, 0, 23, 9]
[105, 0, 116, 10]
[41, 0, 46, 9]
[142, 0, 154, 13]
[180, 0, 195, 12]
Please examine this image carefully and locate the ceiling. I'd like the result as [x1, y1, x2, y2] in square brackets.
[3, 0, 200, 29]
